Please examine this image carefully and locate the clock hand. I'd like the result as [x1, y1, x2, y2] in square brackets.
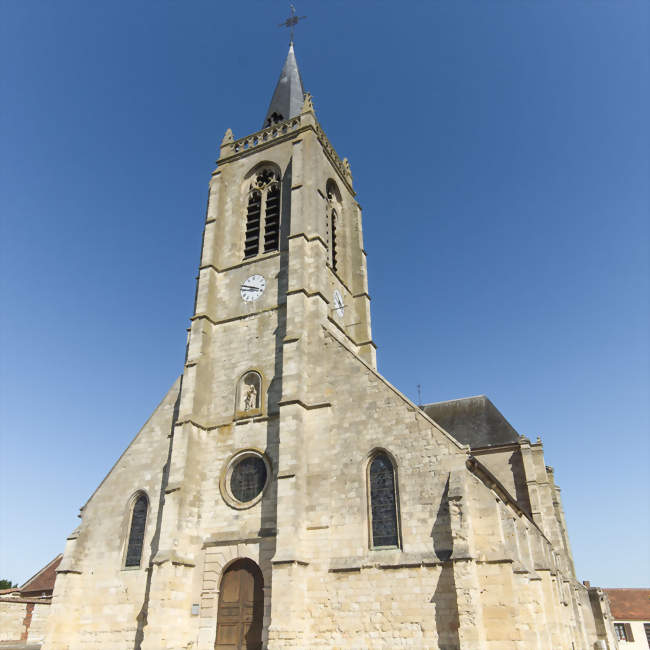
[241, 285, 260, 291]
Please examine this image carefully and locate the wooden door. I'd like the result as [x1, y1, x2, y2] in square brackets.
[215, 559, 264, 650]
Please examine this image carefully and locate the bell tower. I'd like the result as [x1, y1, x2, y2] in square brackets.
[140, 43, 375, 648]
[42, 27, 607, 650]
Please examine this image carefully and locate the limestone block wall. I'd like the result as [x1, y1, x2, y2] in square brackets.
[306, 564, 455, 648]
[315, 330, 467, 559]
[27, 601, 51, 643]
[0, 600, 28, 642]
[471, 445, 532, 517]
[588, 587, 619, 649]
[465, 457, 597, 650]
[256, 328, 601, 650]
[186, 310, 283, 425]
[264, 329, 468, 646]
[0, 599, 51, 644]
[43, 378, 181, 650]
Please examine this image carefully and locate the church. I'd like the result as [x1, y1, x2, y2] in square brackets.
[43, 43, 618, 649]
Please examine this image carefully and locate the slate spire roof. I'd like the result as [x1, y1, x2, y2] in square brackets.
[263, 43, 305, 129]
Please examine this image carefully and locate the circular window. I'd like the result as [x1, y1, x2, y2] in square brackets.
[221, 450, 271, 509]
[231, 456, 267, 502]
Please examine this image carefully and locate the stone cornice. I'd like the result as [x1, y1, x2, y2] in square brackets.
[173, 414, 278, 432]
[188, 305, 280, 331]
[198, 251, 281, 274]
[466, 455, 550, 544]
[216, 116, 355, 196]
[287, 231, 328, 248]
[202, 528, 277, 548]
[286, 287, 329, 304]
[277, 398, 332, 410]
[329, 551, 473, 573]
[151, 550, 195, 568]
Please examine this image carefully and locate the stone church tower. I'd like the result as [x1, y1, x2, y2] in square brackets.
[43, 45, 617, 649]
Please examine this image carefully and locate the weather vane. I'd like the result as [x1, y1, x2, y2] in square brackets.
[279, 4, 306, 43]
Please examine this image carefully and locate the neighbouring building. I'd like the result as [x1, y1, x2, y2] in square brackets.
[604, 589, 650, 648]
[41, 43, 620, 649]
[0, 555, 61, 647]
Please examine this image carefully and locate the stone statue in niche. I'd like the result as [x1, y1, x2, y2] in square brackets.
[243, 384, 257, 411]
[239, 372, 261, 412]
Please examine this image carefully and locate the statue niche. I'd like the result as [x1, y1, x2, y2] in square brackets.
[237, 371, 262, 416]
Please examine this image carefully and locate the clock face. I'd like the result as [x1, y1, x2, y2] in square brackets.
[241, 274, 266, 302]
[333, 289, 344, 318]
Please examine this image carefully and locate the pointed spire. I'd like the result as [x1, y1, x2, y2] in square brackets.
[262, 43, 305, 128]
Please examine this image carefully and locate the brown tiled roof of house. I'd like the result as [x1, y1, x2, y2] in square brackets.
[19, 554, 62, 596]
[603, 588, 650, 621]
[0, 587, 21, 596]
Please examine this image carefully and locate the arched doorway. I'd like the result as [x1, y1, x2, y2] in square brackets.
[215, 558, 264, 650]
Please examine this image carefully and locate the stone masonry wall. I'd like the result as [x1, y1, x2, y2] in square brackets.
[0, 600, 28, 642]
[43, 379, 181, 650]
[261, 328, 601, 649]
[0, 599, 50, 644]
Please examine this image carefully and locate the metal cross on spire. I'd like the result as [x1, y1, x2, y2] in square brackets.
[278, 4, 306, 43]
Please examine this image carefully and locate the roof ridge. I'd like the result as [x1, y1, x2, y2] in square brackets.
[422, 394, 488, 407]
[20, 554, 63, 591]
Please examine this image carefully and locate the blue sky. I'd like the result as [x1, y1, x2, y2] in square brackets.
[1, 1, 648, 588]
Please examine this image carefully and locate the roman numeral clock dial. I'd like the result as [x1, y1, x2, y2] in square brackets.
[333, 289, 345, 318]
[240, 274, 266, 302]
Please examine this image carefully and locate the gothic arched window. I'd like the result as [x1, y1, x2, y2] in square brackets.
[368, 452, 400, 549]
[244, 168, 281, 259]
[325, 181, 341, 272]
[124, 493, 148, 567]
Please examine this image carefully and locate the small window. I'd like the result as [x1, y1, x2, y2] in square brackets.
[614, 622, 634, 642]
[125, 493, 148, 567]
[243, 168, 281, 259]
[368, 452, 400, 548]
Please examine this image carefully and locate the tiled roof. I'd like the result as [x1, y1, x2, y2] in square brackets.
[0, 587, 21, 595]
[603, 588, 650, 621]
[19, 554, 62, 596]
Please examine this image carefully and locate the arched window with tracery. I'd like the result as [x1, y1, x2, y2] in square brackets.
[325, 180, 341, 272]
[244, 168, 281, 258]
[124, 493, 148, 567]
[368, 452, 400, 549]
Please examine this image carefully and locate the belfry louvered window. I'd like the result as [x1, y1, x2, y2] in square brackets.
[244, 191, 261, 258]
[125, 493, 148, 567]
[330, 209, 338, 272]
[368, 453, 400, 548]
[326, 182, 340, 272]
[244, 169, 281, 258]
